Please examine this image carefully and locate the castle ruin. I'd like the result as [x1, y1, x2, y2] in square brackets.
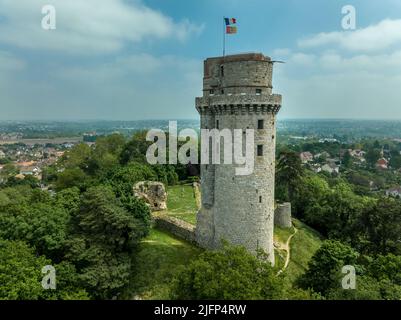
[195, 53, 282, 264]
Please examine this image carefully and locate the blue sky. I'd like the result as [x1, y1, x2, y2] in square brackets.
[1, 0, 401, 120]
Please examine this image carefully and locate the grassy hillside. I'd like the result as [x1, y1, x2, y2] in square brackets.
[165, 184, 198, 224]
[124, 228, 201, 300]
[126, 184, 323, 299]
[285, 219, 323, 283]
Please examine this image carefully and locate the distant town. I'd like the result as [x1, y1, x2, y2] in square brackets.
[1, 119, 401, 199]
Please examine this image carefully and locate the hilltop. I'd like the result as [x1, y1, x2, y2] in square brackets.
[124, 183, 323, 299]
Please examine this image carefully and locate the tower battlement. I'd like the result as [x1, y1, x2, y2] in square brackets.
[195, 52, 282, 264]
[202, 53, 275, 97]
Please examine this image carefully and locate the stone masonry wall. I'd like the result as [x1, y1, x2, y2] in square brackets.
[274, 202, 292, 229]
[153, 214, 196, 244]
[195, 53, 282, 265]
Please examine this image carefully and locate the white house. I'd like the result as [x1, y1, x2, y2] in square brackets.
[386, 187, 401, 198]
[300, 151, 314, 163]
[322, 163, 340, 175]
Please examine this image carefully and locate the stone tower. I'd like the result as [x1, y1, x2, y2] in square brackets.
[195, 53, 282, 264]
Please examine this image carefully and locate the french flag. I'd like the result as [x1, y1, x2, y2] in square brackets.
[224, 18, 237, 25]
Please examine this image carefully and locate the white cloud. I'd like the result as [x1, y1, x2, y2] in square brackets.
[317, 51, 401, 72]
[288, 53, 316, 66]
[282, 50, 401, 74]
[0, 0, 203, 54]
[56, 53, 200, 84]
[277, 71, 401, 120]
[0, 53, 202, 120]
[274, 25, 401, 120]
[298, 19, 401, 52]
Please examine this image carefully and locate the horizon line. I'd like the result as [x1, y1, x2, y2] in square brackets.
[2, 117, 401, 122]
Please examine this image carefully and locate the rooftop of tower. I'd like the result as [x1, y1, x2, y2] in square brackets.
[205, 52, 271, 63]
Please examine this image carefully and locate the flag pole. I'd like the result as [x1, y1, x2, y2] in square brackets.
[223, 17, 226, 57]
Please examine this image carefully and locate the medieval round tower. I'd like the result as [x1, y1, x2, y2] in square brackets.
[195, 53, 282, 264]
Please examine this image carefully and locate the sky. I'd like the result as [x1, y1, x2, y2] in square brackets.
[1, 0, 401, 120]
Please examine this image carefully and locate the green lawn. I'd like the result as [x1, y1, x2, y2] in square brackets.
[273, 225, 295, 271]
[165, 184, 198, 225]
[274, 225, 295, 244]
[124, 227, 201, 300]
[285, 219, 323, 283]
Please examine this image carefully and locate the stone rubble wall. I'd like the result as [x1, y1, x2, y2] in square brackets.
[153, 214, 196, 244]
[133, 181, 167, 211]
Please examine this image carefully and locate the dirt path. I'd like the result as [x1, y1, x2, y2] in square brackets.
[277, 226, 298, 275]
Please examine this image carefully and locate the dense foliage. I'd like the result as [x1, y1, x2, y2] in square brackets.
[299, 240, 401, 300]
[276, 149, 401, 299]
[2, 130, 401, 300]
[0, 133, 190, 300]
[171, 243, 318, 300]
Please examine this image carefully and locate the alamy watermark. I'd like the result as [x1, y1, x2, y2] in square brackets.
[341, 5, 356, 30]
[146, 121, 256, 176]
[41, 265, 56, 290]
[341, 265, 356, 290]
[41, 5, 56, 30]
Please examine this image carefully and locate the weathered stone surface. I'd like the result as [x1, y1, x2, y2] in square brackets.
[153, 214, 196, 243]
[195, 53, 282, 265]
[193, 182, 202, 210]
[133, 181, 167, 211]
[274, 202, 292, 229]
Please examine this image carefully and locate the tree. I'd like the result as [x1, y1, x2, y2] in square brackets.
[390, 155, 401, 169]
[298, 240, 359, 296]
[0, 240, 49, 300]
[342, 151, 352, 168]
[5, 174, 40, 188]
[358, 197, 401, 255]
[305, 183, 372, 243]
[42, 165, 59, 184]
[60, 143, 92, 170]
[293, 173, 330, 220]
[66, 185, 150, 298]
[74, 185, 149, 250]
[42, 261, 90, 300]
[326, 275, 383, 300]
[171, 243, 283, 300]
[328, 254, 401, 300]
[65, 238, 131, 299]
[365, 149, 381, 167]
[367, 254, 401, 285]
[276, 150, 304, 202]
[55, 187, 81, 215]
[55, 168, 88, 191]
[86, 134, 126, 176]
[105, 163, 157, 198]
[119, 131, 151, 165]
[0, 163, 18, 181]
[0, 188, 70, 261]
[152, 164, 179, 186]
[0, 239, 89, 300]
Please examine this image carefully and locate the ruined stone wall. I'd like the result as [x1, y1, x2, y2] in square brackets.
[133, 181, 167, 211]
[153, 215, 196, 244]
